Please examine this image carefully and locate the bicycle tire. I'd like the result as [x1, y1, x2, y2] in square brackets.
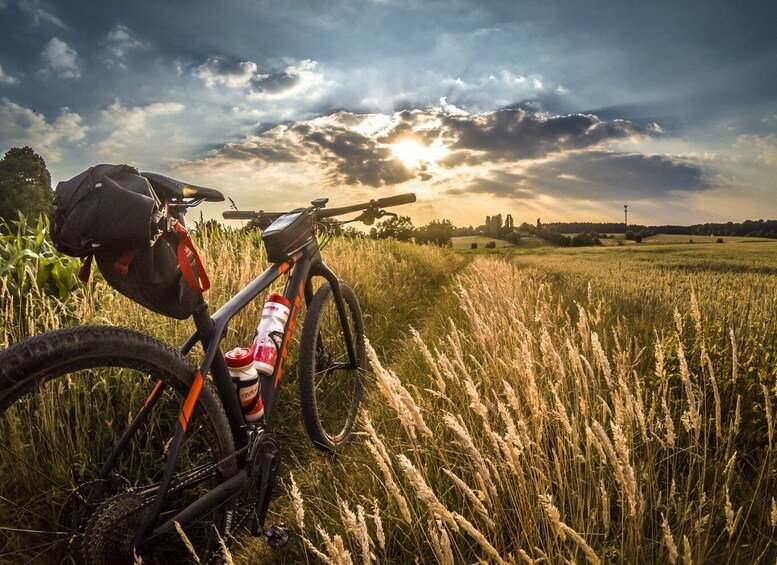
[298, 281, 366, 453]
[0, 325, 237, 564]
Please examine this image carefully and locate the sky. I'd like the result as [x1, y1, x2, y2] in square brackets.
[0, 0, 776, 227]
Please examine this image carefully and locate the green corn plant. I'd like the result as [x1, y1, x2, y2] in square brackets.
[0, 213, 81, 301]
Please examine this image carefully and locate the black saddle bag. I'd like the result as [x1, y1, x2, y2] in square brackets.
[51, 164, 164, 256]
[50, 164, 210, 319]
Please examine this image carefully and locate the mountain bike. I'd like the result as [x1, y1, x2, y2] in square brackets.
[0, 190, 415, 563]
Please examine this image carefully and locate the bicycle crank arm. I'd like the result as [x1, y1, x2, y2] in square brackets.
[147, 469, 249, 541]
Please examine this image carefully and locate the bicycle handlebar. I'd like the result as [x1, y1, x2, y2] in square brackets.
[222, 193, 416, 222]
[223, 210, 285, 220]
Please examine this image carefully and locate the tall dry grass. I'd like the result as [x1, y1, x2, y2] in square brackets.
[287, 254, 777, 564]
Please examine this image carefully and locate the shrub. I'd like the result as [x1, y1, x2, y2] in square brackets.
[716, 237, 724, 243]
[471, 242, 478, 249]
[484, 241, 496, 249]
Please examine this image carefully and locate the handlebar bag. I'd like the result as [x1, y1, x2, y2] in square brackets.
[50, 164, 164, 257]
[262, 210, 315, 263]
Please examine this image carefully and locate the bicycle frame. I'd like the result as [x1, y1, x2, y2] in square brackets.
[102, 234, 358, 548]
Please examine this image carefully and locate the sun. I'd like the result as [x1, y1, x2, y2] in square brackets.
[390, 139, 448, 169]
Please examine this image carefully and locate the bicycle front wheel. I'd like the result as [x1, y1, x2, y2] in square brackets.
[298, 280, 366, 453]
[0, 325, 236, 564]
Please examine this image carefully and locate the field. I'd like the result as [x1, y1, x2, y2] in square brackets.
[1, 223, 776, 564]
[451, 235, 513, 248]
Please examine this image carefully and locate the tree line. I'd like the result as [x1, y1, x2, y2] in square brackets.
[543, 221, 777, 239]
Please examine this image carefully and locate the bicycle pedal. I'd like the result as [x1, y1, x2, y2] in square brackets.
[264, 523, 289, 549]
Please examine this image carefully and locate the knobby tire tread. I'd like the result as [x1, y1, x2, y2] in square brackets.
[0, 325, 237, 564]
[297, 281, 365, 453]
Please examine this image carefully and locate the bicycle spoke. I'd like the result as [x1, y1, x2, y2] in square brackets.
[0, 440, 70, 492]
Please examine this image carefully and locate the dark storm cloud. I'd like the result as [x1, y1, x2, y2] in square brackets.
[442, 109, 648, 162]
[291, 124, 414, 187]
[518, 151, 712, 201]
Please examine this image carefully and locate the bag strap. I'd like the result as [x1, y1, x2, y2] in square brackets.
[114, 250, 138, 275]
[173, 221, 211, 293]
[78, 254, 94, 283]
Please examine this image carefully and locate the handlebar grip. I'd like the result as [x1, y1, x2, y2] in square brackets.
[375, 193, 416, 208]
[223, 210, 257, 220]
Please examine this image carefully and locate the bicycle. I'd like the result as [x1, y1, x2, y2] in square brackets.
[0, 187, 416, 564]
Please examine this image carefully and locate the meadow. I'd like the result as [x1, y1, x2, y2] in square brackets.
[1, 221, 775, 564]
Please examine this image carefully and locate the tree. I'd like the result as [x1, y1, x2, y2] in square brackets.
[0, 147, 53, 223]
[484, 214, 503, 239]
[417, 218, 453, 247]
[375, 215, 415, 241]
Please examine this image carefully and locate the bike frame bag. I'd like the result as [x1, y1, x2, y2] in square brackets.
[261, 210, 315, 263]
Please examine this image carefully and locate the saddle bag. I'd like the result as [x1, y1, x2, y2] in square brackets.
[50, 164, 210, 319]
[51, 164, 164, 256]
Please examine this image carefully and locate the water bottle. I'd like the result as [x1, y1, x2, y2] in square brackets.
[252, 294, 291, 375]
[225, 347, 264, 422]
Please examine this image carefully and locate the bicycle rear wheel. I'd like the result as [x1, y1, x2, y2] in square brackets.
[298, 281, 366, 453]
[0, 325, 236, 564]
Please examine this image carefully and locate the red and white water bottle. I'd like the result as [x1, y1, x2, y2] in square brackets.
[225, 347, 264, 422]
[252, 294, 291, 375]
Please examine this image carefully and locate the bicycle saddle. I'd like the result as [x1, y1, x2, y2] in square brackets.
[141, 172, 225, 202]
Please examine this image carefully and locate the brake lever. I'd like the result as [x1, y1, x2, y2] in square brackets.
[354, 208, 396, 226]
[249, 216, 274, 230]
[354, 208, 378, 225]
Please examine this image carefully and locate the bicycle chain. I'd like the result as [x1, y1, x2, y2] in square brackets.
[167, 443, 250, 497]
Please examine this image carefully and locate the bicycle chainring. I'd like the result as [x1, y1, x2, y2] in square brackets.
[82, 492, 148, 565]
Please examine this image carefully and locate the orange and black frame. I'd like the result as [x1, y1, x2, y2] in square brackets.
[104, 194, 408, 551]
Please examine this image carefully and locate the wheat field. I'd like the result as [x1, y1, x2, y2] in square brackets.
[1, 223, 776, 563]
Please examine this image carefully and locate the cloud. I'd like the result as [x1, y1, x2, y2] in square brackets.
[40, 37, 79, 79]
[735, 134, 777, 166]
[516, 151, 712, 201]
[102, 24, 147, 69]
[194, 57, 258, 89]
[446, 175, 533, 198]
[15, 0, 66, 28]
[295, 124, 414, 186]
[97, 101, 185, 159]
[178, 105, 656, 190]
[443, 108, 648, 163]
[249, 59, 326, 100]
[0, 97, 87, 161]
[0, 64, 17, 85]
